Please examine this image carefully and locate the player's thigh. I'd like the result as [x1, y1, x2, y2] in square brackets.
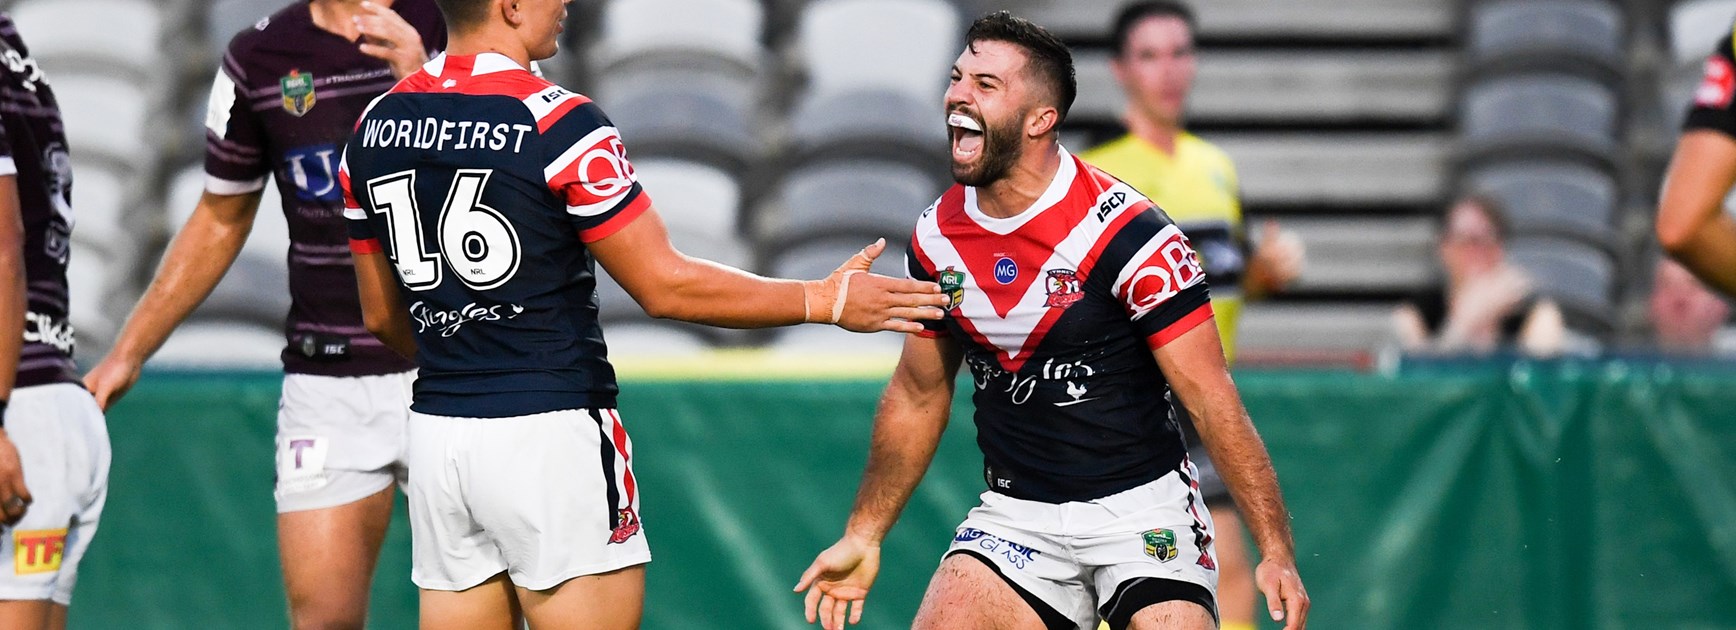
[0, 600, 52, 629]
[913, 553, 1051, 630]
[515, 564, 644, 630]
[420, 572, 521, 630]
[1125, 600, 1216, 630]
[47, 602, 66, 630]
[278, 484, 396, 616]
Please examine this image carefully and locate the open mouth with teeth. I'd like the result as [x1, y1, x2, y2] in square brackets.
[949, 112, 984, 162]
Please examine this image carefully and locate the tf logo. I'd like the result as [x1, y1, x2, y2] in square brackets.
[1141, 528, 1178, 563]
[938, 268, 966, 311]
[1044, 269, 1083, 309]
[280, 69, 316, 116]
[14, 528, 66, 575]
[609, 508, 641, 544]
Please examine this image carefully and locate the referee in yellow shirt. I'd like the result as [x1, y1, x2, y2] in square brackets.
[1081, 3, 1304, 629]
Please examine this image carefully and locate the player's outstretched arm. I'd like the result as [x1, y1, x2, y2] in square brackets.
[352, 250, 417, 360]
[1658, 130, 1736, 297]
[1153, 320, 1309, 630]
[84, 191, 263, 410]
[589, 207, 946, 332]
[0, 175, 31, 525]
[795, 334, 962, 630]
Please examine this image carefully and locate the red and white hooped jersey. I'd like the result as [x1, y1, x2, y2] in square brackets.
[906, 148, 1214, 504]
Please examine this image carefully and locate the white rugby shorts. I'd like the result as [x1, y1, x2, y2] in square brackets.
[406, 408, 649, 591]
[0, 383, 110, 605]
[942, 460, 1219, 629]
[274, 371, 415, 513]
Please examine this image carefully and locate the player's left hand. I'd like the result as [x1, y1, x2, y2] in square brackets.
[1255, 556, 1310, 630]
[805, 239, 947, 333]
[355, 1, 427, 80]
[0, 430, 32, 526]
[795, 536, 882, 630]
[1249, 220, 1305, 295]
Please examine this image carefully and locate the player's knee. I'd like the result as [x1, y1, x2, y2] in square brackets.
[288, 596, 368, 630]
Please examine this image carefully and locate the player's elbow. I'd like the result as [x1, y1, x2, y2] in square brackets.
[1656, 213, 1701, 258]
[635, 293, 684, 321]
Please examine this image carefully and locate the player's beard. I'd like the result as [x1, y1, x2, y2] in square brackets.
[950, 110, 1023, 188]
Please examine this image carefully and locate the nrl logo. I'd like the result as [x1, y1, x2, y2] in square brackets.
[1142, 528, 1178, 562]
[280, 69, 316, 116]
[938, 267, 966, 311]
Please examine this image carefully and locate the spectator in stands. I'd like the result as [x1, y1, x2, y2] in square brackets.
[1392, 195, 1564, 355]
[1650, 256, 1731, 354]
[1080, 4, 1303, 629]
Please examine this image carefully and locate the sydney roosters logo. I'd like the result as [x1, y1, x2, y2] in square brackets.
[1043, 269, 1083, 309]
[609, 508, 641, 544]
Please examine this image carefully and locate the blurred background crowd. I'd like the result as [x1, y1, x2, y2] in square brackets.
[9, 0, 1736, 369]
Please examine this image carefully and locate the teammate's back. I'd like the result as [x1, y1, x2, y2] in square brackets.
[343, 53, 647, 418]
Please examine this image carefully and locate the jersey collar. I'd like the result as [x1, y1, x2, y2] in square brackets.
[962, 145, 1077, 236]
[419, 52, 527, 80]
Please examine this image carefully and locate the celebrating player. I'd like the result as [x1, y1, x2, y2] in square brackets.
[0, 14, 111, 630]
[795, 12, 1308, 630]
[1081, 5, 1305, 627]
[1659, 20, 1736, 297]
[82, 1, 442, 627]
[339, 0, 947, 627]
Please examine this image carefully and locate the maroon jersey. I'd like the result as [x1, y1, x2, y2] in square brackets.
[0, 16, 77, 388]
[203, 0, 444, 376]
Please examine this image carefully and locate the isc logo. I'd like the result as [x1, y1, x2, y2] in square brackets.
[14, 529, 66, 575]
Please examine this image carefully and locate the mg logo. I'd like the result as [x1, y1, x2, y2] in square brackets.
[993, 257, 1017, 284]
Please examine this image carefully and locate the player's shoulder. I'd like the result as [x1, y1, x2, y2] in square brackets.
[913, 185, 966, 237]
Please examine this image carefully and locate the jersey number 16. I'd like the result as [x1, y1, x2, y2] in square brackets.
[366, 169, 523, 292]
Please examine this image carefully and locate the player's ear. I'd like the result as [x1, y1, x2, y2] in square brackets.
[501, 0, 524, 28]
[1026, 105, 1060, 139]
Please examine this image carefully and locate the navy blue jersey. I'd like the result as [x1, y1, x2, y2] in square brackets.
[907, 151, 1214, 503]
[341, 53, 650, 418]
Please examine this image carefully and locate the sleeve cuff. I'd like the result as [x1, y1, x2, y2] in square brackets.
[576, 192, 652, 243]
[1144, 303, 1214, 350]
[915, 329, 949, 339]
[206, 174, 268, 196]
[349, 238, 383, 254]
[0, 157, 17, 177]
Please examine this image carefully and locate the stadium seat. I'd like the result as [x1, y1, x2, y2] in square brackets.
[797, 0, 960, 102]
[195, 254, 291, 326]
[65, 240, 115, 341]
[1669, 0, 1736, 65]
[604, 321, 713, 357]
[1464, 160, 1618, 246]
[1209, 133, 1450, 206]
[593, 0, 765, 82]
[68, 161, 128, 253]
[1507, 236, 1616, 330]
[52, 74, 149, 166]
[596, 71, 763, 175]
[148, 319, 286, 368]
[206, 0, 283, 54]
[1468, 1, 1625, 76]
[1284, 217, 1435, 294]
[631, 159, 741, 238]
[768, 236, 908, 281]
[1000, 0, 1458, 42]
[787, 88, 949, 174]
[759, 162, 936, 243]
[1460, 74, 1621, 165]
[12, 0, 162, 74]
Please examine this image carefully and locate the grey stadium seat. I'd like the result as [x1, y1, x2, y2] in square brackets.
[631, 159, 741, 239]
[788, 88, 949, 176]
[1460, 74, 1620, 164]
[759, 162, 937, 243]
[1464, 161, 1618, 246]
[1507, 236, 1615, 331]
[1468, 0, 1625, 75]
[798, 0, 959, 103]
[1670, 0, 1736, 65]
[65, 241, 115, 343]
[593, 0, 766, 83]
[68, 161, 127, 254]
[12, 0, 162, 74]
[769, 236, 908, 282]
[52, 74, 148, 167]
[596, 71, 762, 175]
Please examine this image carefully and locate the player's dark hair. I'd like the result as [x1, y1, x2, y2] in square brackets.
[433, 0, 491, 31]
[1449, 193, 1512, 243]
[1112, 1, 1198, 58]
[965, 11, 1077, 124]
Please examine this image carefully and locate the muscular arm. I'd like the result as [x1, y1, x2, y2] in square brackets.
[1658, 130, 1736, 296]
[352, 250, 417, 360]
[84, 190, 262, 408]
[588, 208, 943, 332]
[841, 334, 963, 543]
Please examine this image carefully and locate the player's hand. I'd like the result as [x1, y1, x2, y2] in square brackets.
[355, 1, 427, 80]
[0, 430, 32, 526]
[1249, 219, 1305, 294]
[1255, 556, 1309, 630]
[795, 536, 882, 630]
[804, 239, 947, 333]
[82, 354, 143, 411]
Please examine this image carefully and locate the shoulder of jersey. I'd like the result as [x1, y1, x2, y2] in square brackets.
[383, 56, 593, 130]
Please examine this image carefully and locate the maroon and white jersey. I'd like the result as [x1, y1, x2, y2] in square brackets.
[907, 149, 1214, 504]
[0, 15, 76, 388]
[203, 0, 443, 376]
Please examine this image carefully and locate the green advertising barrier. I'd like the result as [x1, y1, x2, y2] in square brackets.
[66, 362, 1736, 629]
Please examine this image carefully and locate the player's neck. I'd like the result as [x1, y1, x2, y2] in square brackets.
[975, 143, 1064, 219]
[309, 0, 385, 40]
[445, 28, 534, 71]
[1126, 115, 1182, 156]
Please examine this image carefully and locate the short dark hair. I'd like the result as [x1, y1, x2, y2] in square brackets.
[965, 11, 1077, 124]
[1111, 1, 1198, 57]
[434, 0, 491, 31]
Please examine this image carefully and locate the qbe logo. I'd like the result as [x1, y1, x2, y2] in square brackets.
[993, 257, 1017, 284]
